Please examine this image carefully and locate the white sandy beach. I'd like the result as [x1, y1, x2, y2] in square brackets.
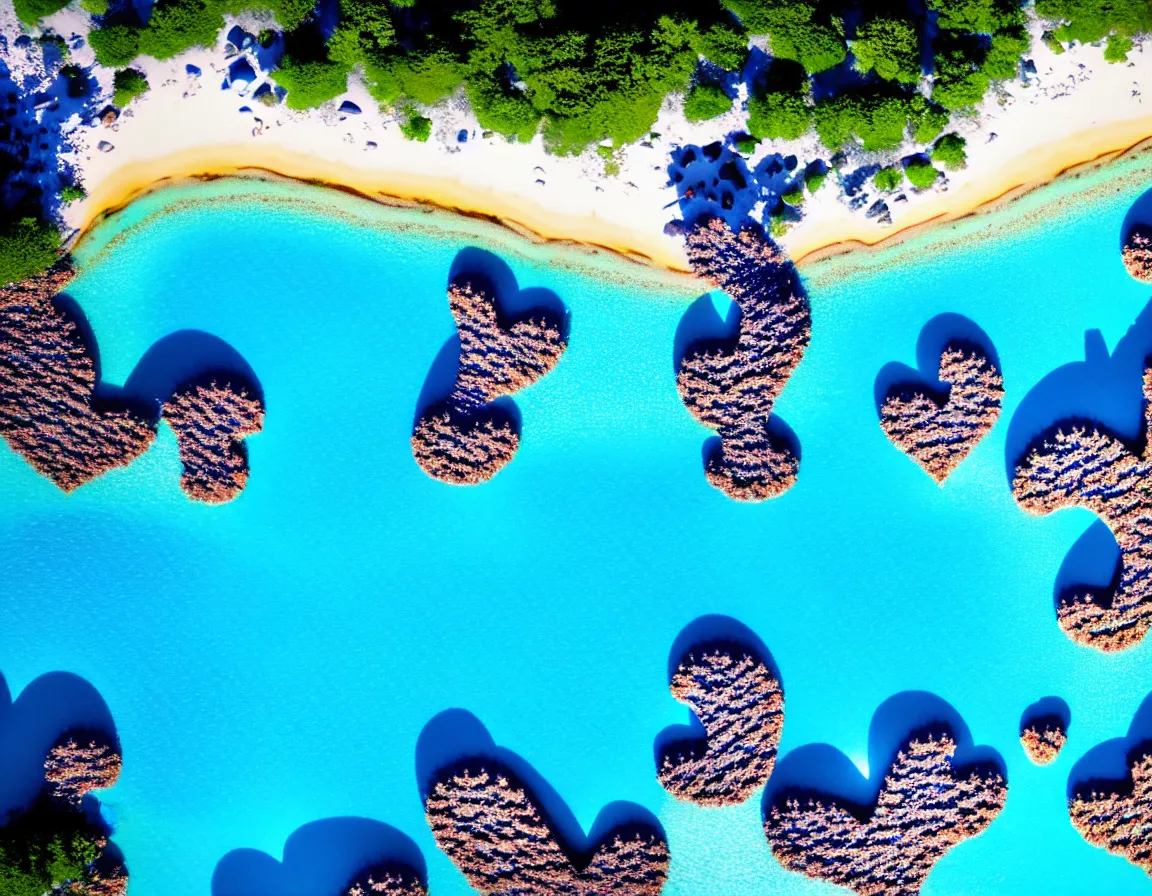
[8, 2, 1152, 271]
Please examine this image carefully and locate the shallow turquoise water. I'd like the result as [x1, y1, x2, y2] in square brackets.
[4, 161, 1152, 895]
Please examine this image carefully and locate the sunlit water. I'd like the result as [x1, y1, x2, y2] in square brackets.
[3, 158, 1152, 895]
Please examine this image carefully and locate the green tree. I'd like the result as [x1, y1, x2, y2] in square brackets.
[748, 89, 809, 140]
[274, 55, 351, 109]
[905, 158, 940, 188]
[0, 218, 60, 286]
[1104, 32, 1134, 62]
[89, 25, 141, 67]
[683, 84, 732, 122]
[931, 133, 967, 169]
[1036, 0, 1152, 45]
[805, 169, 827, 192]
[138, 0, 224, 59]
[13, 0, 69, 25]
[400, 108, 433, 141]
[851, 16, 921, 82]
[873, 166, 903, 191]
[112, 67, 149, 106]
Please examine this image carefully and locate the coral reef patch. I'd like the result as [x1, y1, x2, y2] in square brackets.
[412, 277, 567, 485]
[1020, 722, 1067, 765]
[879, 340, 1003, 483]
[764, 729, 1006, 896]
[657, 640, 784, 806]
[0, 263, 155, 490]
[1123, 225, 1152, 283]
[676, 217, 811, 501]
[1069, 748, 1152, 874]
[1012, 363, 1152, 652]
[425, 761, 669, 895]
[161, 378, 265, 503]
[346, 865, 427, 896]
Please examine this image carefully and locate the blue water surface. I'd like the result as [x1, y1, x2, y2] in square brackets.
[3, 163, 1152, 895]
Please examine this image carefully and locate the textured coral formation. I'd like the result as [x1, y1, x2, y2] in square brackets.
[44, 734, 122, 805]
[161, 379, 265, 503]
[677, 218, 811, 501]
[412, 280, 567, 484]
[765, 732, 1007, 896]
[1012, 365, 1152, 652]
[425, 763, 669, 895]
[0, 263, 155, 491]
[880, 341, 1003, 483]
[1123, 225, 1152, 283]
[346, 867, 427, 896]
[1020, 721, 1067, 765]
[657, 643, 784, 806]
[1069, 750, 1152, 874]
[68, 861, 129, 896]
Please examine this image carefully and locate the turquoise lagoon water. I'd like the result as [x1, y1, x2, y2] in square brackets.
[4, 159, 1152, 895]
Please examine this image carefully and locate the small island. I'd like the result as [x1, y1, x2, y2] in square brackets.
[1069, 749, 1152, 874]
[412, 280, 567, 485]
[346, 866, 427, 896]
[677, 217, 810, 501]
[1123, 225, 1152, 283]
[1012, 365, 1152, 652]
[658, 641, 784, 806]
[425, 762, 668, 895]
[1020, 721, 1067, 765]
[880, 340, 1003, 483]
[765, 731, 1006, 895]
[162, 378, 265, 503]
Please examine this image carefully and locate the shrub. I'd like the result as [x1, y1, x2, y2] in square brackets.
[759, 4, 846, 73]
[734, 134, 759, 154]
[89, 25, 140, 67]
[138, 0, 224, 59]
[931, 133, 967, 169]
[0, 218, 60, 286]
[400, 109, 433, 142]
[692, 21, 748, 71]
[905, 159, 940, 188]
[61, 184, 87, 203]
[768, 213, 792, 238]
[597, 145, 621, 176]
[1036, 0, 1152, 46]
[814, 92, 911, 152]
[851, 16, 921, 82]
[80, 0, 110, 15]
[1041, 30, 1066, 53]
[873, 166, 903, 191]
[12, 0, 69, 25]
[683, 84, 732, 122]
[781, 186, 804, 205]
[805, 170, 827, 192]
[1105, 32, 1134, 62]
[466, 78, 540, 142]
[747, 90, 809, 140]
[911, 98, 950, 143]
[269, 0, 315, 31]
[112, 67, 149, 107]
[274, 56, 350, 109]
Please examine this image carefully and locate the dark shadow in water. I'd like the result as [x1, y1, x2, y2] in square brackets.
[211, 817, 426, 896]
[1068, 692, 1152, 799]
[124, 330, 264, 407]
[413, 249, 568, 431]
[763, 691, 1004, 823]
[654, 615, 779, 774]
[1121, 187, 1152, 250]
[673, 293, 739, 372]
[1054, 519, 1122, 614]
[1020, 696, 1071, 736]
[0, 669, 118, 816]
[873, 313, 1000, 415]
[415, 709, 664, 871]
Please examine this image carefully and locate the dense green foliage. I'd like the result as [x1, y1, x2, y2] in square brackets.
[805, 169, 826, 192]
[781, 186, 804, 205]
[905, 158, 940, 188]
[733, 134, 759, 154]
[1036, 0, 1152, 46]
[814, 90, 928, 152]
[274, 55, 351, 109]
[112, 67, 149, 107]
[748, 88, 809, 140]
[1104, 32, 1134, 62]
[0, 218, 60, 286]
[931, 133, 967, 169]
[851, 16, 920, 82]
[60, 184, 87, 203]
[0, 800, 105, 896]
[400, 109, 433, 141]
[89, 25, 141, 68]
[683, 84, 732, 122]
[12, 0, 68, 26]
[873, 166, 902, 191]
[80, 0, 110, 15]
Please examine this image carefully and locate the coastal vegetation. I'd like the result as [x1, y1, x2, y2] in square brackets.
[0, 218, 60, 287]
[111, 68, 149, 107]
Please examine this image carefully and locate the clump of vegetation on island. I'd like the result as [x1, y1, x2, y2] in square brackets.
[0, 218, 61, 287]
[111, 67, 149, 107]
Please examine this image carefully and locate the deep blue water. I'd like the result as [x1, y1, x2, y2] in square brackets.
[3, 164, 1152, 895]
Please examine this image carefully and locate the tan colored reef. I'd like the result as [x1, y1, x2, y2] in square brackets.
[68, 863, 129, 896]
[764, 733, 1006, 896]
[1123, 225, 1152, 283]
[44, 735, 122, 805]
[880, 342, 1003, 483]
[658, 644, 784, 806]
[346, 868, 426, 896]
[1012, 365, 1152, 652]
[1020, 723, 1066, 765]
[0, 263, 156, 490]
[425, 765, 668, 895]
[161, 380, 265, 503]
[677, 218, 811, 501]
[1069, 751, 1152, 874]
[412, 281, 567, 485]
